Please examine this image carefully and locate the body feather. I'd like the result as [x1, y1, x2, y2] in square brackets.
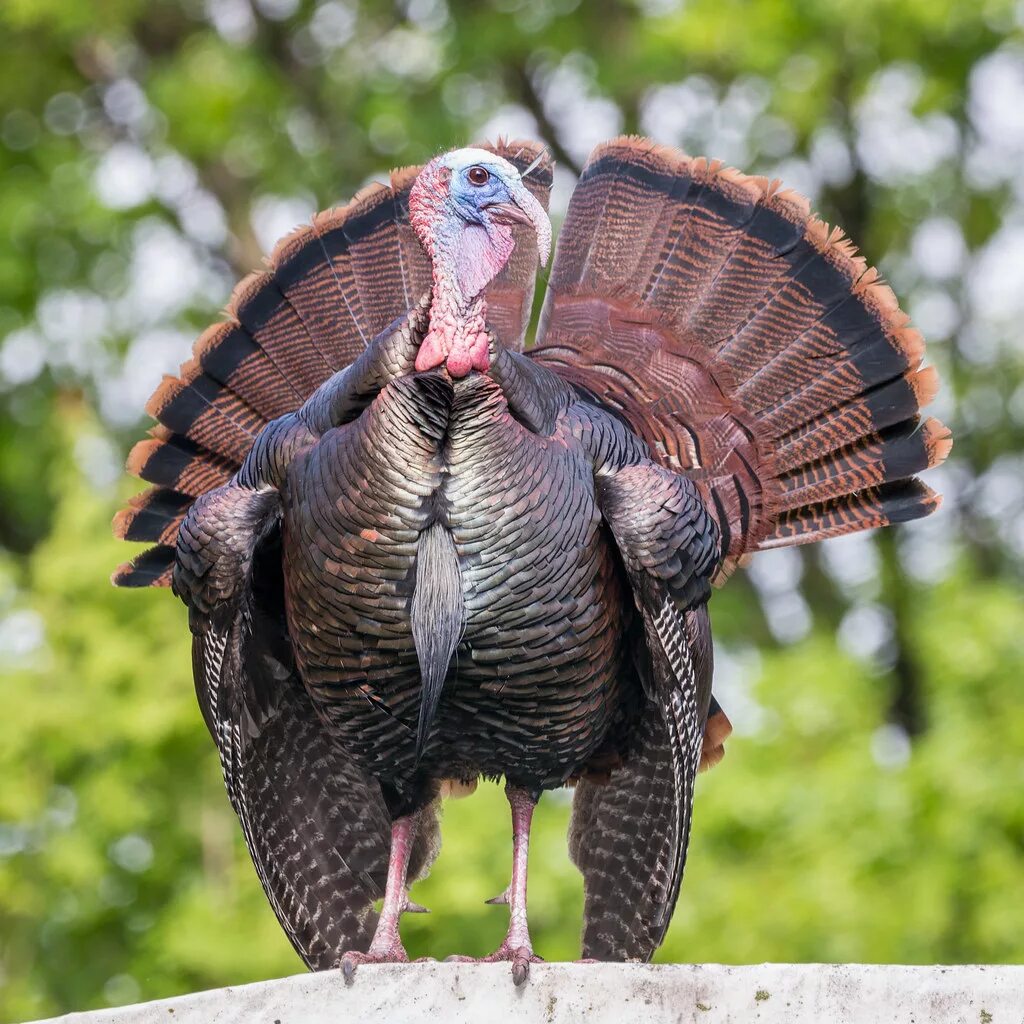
[113, 135, 945, 970]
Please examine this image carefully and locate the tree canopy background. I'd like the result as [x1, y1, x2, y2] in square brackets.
[1, 0, 1022, 1019]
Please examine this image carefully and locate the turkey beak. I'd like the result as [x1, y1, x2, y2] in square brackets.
[486, 182, 551, 268]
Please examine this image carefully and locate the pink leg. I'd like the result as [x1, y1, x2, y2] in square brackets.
[448, 785, 543, 985]
[340, 815, 425, 983]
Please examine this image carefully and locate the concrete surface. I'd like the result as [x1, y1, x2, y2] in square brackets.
[25, 963, 1024, 1024]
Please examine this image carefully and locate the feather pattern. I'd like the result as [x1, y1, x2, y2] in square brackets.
[533, 136, 949, 572]
[567, 454, 718, 961]
[113, 139, 552, 589]
[177, 482, 440, 968]
[113, 136, 947, 975]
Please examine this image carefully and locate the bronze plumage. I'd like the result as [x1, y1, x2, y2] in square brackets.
[113, 137, 949, 980]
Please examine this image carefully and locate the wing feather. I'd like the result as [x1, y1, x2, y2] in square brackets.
[179, 481, 438, 968]
[570, 452, 719, 961]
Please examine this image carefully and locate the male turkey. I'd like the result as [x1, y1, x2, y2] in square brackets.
[113, 137, 950, 984]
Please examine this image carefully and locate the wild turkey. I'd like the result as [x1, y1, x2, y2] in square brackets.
[113, 137, 950, 983]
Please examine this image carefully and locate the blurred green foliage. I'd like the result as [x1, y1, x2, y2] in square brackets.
[1, 0, 1022, 1020]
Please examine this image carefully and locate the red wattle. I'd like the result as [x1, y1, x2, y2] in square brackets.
[445, 333, 490, 378]
[415, 329, 490, 377]
[415, 333, 447, 373]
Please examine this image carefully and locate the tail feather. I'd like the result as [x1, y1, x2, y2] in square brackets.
[778, 417, 951, 511]
[547, 146, 678, 300]
[126, 434, 234, 496]
[272, 208, 372, 369]
[684, 187, 806, 345]
[193, 319, 305, 418]
[534, 136, 949, 570]
[732, 310, 921, 413]
[145, 369, 262, 464]
[114, 139, 552, 587]
[391, 165, 435, 310]
[774, 365, 939, 473]
[225, 275, 330, 403]
[765, 479, 942, 549]
[112, 488, 193, 546]
[344, 181, 418, 337]
[111, 544, 176, 588]
[643, 168, 751, 322]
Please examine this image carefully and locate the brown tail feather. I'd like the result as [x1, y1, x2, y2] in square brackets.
[112, 544, 176, 588]
[127, 434, 235, 496]
[765, 479, 942, 548]
[352, 183, 415, 331]
[534, 136, 949, 571]
[114, 139, 553, 588]
[219, 279, 326, 406]
[391, 164, 435, 313]
[778, 417, 951, 511]
[112, 488, 192, 546]
[271, 207, 374, 370]
[773, 366, 939, 474]
[145, 369, 262, 465]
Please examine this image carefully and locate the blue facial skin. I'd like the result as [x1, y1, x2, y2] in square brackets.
[448, 163, 517, 225]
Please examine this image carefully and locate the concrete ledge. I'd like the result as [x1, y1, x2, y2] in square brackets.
[28, 963, 1024, 1024]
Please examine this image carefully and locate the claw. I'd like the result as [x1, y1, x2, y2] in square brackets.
[339, 947, 410, 985]
[339, 950, 360, 983]
[339, 815, 416, 984]
[505, 945, 543, 986]
[484, 888, 510, 906]
[512, 958, 530, 987]
[404, 898, 430, 914]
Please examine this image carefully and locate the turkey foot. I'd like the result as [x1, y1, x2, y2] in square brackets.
[340, 816, 425, 984]
[446, 785, 541, 985]
[446, 941, 544, 986]
[340, 945, 408, 981]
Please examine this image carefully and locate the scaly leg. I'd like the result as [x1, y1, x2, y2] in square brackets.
[340, 815, 426, 983]
[448, 785, 543, 985]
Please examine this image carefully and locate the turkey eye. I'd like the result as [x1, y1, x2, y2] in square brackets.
[467, 165, 490, 186]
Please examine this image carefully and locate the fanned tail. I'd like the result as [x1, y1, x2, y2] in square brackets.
[533, 137, 950, 574]
[113, 140, 552, 586]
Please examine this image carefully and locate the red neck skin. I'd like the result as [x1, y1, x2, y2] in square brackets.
[409, 163, 515, 377]
[417, 284, 490, 378]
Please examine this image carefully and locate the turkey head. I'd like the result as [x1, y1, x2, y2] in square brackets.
[409, 148, 551, 377]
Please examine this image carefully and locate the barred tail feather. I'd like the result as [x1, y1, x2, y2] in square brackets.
[774, 365, 939, 474]
[112, 488, 194, 547]
[126, 433, 236, 497]
[534, 136, 949, 571]
[112, 544, 176, 588]
[777, 417, 951, 513]
[765, 479, 943, 549]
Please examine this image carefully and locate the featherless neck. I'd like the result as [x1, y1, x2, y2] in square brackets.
[408, 156, 526, 378]
[417, 276, 490, 377]
[415, 217, 503, 376]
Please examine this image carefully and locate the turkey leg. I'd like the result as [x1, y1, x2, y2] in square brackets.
[340, 815, 426, 982]
[448, 785, 543, 985]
